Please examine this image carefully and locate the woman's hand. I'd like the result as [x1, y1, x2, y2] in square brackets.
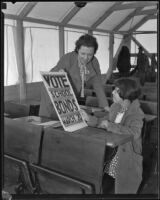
[103, 106, 110, 112]
[80, 109, 90, 122]
[98, 120, 109, 129]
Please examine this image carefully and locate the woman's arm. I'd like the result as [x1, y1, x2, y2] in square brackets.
[90, 57, 109, 110]
[92, 77, 109, 109]
[80, 109, 98, 127]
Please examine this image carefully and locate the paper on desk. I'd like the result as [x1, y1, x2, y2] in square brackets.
[38, 120, 62, 128]
[80, 105, 103, 112]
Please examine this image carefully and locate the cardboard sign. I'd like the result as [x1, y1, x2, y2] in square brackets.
[40, 71, 88, 132]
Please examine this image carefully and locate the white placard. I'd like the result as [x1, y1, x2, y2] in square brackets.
[40, 71, 88, 132]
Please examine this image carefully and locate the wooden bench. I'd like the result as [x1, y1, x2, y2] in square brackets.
[140, 100, 157, 115]
[4, 101, 30, 118]
[4, 99, 40, 118]
[143, 92, 157, 102]
[86, 96, 157, 115]
[85, 85, 157, 102]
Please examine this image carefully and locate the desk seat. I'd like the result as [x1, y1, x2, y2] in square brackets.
[4, 117, 43, 193]
[4, 101, 30, 118]
[4, 117, 43, 162]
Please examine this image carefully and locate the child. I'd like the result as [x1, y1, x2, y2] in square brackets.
[81, 77, 144, 194]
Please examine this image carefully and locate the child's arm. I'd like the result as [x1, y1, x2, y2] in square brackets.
[107, 116, 144, 140]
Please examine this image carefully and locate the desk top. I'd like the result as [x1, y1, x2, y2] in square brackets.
[74, 126, 133, 147]
[144, 114, 157, 122]
[4, 113, 10, 117]
[13, 116, 133, 148]
[8, 99, 40, 106]
[13, 116, 61, 128]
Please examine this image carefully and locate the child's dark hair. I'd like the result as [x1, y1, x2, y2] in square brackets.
[75, 34, 98, 54]
[114, 77, 141, 101]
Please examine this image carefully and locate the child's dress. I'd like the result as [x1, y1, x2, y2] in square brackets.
[104, 109, 126, 178]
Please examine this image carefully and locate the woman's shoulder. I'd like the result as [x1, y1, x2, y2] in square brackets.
[58, 51, 77, 66]
[64, 51, 77, 58]
[63, 51, 78, 63]
[92, 56, 99, 65]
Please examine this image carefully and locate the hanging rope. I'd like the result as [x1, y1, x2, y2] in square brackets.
[6, 26, 9, 86]
[66, 30, 68, 53]
[30, 28, 34, 82]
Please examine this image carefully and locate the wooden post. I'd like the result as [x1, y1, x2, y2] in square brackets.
[59, 26, 65, 58]
[13, 19, 26, 101]
[88, 30, 93, 35]
[103, 33, 114, 83]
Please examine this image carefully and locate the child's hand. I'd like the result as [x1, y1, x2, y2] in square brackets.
[98, 120, 109, 129]
[80, 109, 90, 122]
[59, 69, 65, 73]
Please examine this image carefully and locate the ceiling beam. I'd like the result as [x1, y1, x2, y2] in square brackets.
[131, 36, 152, 59]
[113, 7, 144, 32]
[112, 8, 157, 32]
[90, 2, 123, 29]
[132, 31, 157, 34]
[5, 14, 119, 34]
[128, 14, 157, 34]
[60, 5, 81, 26]
[5, 13, 156, 36]
[113, 1, 158, 11]
[4, 14, 20, 20]
[18, 2, 37, 18]
[65, 23, 115, 34]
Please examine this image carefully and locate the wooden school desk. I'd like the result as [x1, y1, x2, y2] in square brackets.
[7, 115, 133, 194]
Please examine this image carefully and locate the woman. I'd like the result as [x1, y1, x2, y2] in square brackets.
[81, 77, 144, 194]
[39, 34, 109, 119]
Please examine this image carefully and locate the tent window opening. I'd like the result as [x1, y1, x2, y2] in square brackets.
[93, 32, 110, 74]
[24, 27, 59, 83]
[4, 25, 19, 86]
[64, 28, 87, 54]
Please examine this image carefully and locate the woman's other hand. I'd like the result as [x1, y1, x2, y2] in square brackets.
[98, 120, 109, 129]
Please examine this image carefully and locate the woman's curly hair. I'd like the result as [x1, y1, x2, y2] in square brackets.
[75, 34, 98, 54]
